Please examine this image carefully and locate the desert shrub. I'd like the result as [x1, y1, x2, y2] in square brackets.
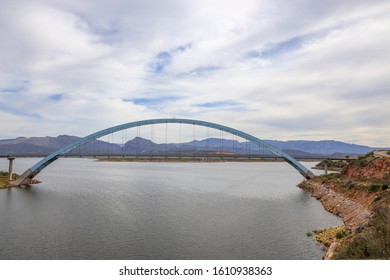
[369, 184, 381, 192]
[334, 204, 390, 259]
[336, 230, 347, 239]
[321, 173, 342, 181]
[344, 180, 356, 190]
[356, 152, 375, 167]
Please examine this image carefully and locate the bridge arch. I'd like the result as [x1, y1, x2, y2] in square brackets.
[14, 118, 314, 185]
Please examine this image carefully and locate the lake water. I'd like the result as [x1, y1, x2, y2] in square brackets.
[0, 158, 342, 259]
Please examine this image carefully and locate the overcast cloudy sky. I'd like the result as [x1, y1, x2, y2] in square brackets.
[1, 0, 389, 146]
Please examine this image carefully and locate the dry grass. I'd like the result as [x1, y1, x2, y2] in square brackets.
[314, 226, 349, 247]
[0, 171, 19, 187]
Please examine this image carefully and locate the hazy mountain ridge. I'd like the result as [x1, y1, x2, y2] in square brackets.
[0, 135, 384, 157]
[264, 139, 375, 155]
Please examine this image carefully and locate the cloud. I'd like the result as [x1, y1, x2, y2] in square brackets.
[0, 0, 389, 147]
[130, 96, 182, 109]
[0, 102, 43, 120]
[149, 44, 191, 73]
[48, 93, 64, 102]
[196, 100, 239, 108]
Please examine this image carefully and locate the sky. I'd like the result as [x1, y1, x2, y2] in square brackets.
[0, 0, 389, 147]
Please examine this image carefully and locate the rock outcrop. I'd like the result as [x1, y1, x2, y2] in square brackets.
[342, 157, 390, 181]
[300, 179, 374, 230]
[299, 153, 390, 259]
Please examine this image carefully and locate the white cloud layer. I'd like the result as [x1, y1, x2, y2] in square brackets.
[0, 0, 389, 146]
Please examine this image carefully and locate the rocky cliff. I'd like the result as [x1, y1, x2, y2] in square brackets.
[343, 156, 390, 181]
[299, 153, 390, 259]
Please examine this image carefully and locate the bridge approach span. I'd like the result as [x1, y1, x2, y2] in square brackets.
[13, 118, 315, 185]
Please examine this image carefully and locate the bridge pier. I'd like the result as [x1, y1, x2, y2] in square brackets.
[7, 156, 15, 181]
[324, 161, 328, 175]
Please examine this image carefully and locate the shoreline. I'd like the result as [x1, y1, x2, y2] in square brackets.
[1, 172, 40, 189]
[298, 178, 374, 259]
[298, 153, 390, 259]
[298, 158, 390, 259]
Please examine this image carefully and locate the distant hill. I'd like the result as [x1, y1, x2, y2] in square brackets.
[0, 135, 384, 157]
[264, 139, 375, 156]
[0, 135, 120, 156]
[175, 138, 377, 156]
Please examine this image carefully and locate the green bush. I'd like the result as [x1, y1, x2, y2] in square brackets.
[321, 173, 342, 181]
[356, 152, 375, 167]
[356, 158, 369, 167]
[306, 232, 313, 237]
[336, 230, 347, 239]
[345, 180, 356, 190]
[334, 204, 390, 259]
[369, 184, 381, 193]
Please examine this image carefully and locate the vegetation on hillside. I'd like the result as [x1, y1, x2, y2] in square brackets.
[320, 173, 389, 259]
[313, 159, 349, 171]
[333, 197, 390, 259]
[355, 151, 376, 167]
[313, 226, 349, 247]
[305, 152, 390, 259]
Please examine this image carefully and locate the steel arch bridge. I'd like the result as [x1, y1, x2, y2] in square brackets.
[13, 118, 314, 186]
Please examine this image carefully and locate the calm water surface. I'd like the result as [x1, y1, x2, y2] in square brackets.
[0, 159, 342, 259]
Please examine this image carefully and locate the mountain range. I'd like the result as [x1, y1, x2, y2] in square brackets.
[0, 135, 385, 158]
